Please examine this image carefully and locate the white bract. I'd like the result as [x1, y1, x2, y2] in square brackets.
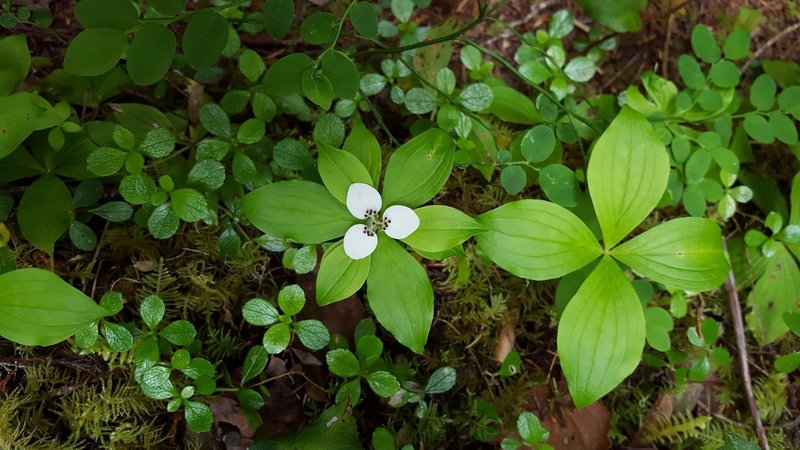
[343, 183, 420, 260]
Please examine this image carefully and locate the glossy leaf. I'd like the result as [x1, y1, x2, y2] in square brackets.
[475, 200, 602, 280]
[587, 106, 669, 248]
[557, 257, 645, 407]
[0, 268, 107, 346]
[241, 346, 269, 384]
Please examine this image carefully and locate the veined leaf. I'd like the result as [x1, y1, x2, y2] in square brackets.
[381, 129, 454, 208]
[367, 237, 433, 354]
[588, 106, 669, 248]
[475, 200, 602, 280]
[557, 256, 645, 407]
[0, 268, 107, 345]
[746, 244, 800, 345]
[318, 143, 373, 204]
[343, 120, 382, 186]
[403, 205, 485, 253]
[611, 217, 728, 292]
[242, 180, 354, 244]
[316, 241, 370, 306]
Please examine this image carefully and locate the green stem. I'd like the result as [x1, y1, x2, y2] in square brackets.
[316, 0, 358, 65]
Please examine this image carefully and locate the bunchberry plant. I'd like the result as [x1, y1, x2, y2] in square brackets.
[242, 128, 483, 353]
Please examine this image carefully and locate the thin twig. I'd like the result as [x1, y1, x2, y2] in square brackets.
[723, 240, 769, 450]
[741, 21, 800, 74]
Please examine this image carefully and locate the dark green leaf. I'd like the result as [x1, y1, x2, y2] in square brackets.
[64, 28, 127, 77]
[161, 320, 196, 345]
[294, 320, 330, 351]
[140, 295, 165, 329]
[350, 2, 378, 38]
[17, 175, 72, 256]
[182, 10, 228, 70]
[261, 53, 314, 96]
[241, 346, 269, 384]
[326, 348, 360, 377]
[321, 50, 360, 100]
[103, 322, 133, 352]
[262, 0, 294, 40]
[147, 204, 180, 239]
[69, 220, 97, 251]
[300, 12, 337, 45]
[184, 401, 213, 432]
[691, 24, 721, 63]
[242, 298, 280, 326]
[199, 103, 230, 138]
[128, 24, 176, 86]
[75, 0, 138, 30]
[139, 127, 175, 158]
[424, 367, 456, 394]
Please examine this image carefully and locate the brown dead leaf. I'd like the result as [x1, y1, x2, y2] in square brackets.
[211, 397, 256, 448]
[494, 321, 516, 363]
[133, 259, 157, 272]
[524, 384, 612, 450]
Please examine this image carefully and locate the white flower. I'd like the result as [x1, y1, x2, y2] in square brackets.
[343, 183, 420, 260]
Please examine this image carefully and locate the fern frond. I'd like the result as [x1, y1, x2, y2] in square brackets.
[640, 412, 711, 445]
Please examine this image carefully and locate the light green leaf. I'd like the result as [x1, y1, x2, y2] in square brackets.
[263, 323, 291, 354]
[549, 9, 574, 38]
[576, 0, 644, 32]
[182, 10, 228, 70]
[487, 85, 542, 125]
[365, 371, 401, 397]
[557, 256, 645, 407]
[104, 322, 133, 352]
[294, 319, 330, 351]
[237, 118, 265, 144]
[458, 83, 493, 112]
[475, 200, 602, 280]
[241, 346, 269, 384]
[404, 88, 437, 114]
[139, 127, 175, 158]
[128, 24, 176, 86]
[316, 241, 371, 306]
[750, 74, 776, 110]
[367, 237, 433, 354]
[677, 54, 705, 89]
[381, 129, 455, 208]
[425, 367, 456, 394]
[0, 268, 107, 346]
[539, 164, 581, 208]
[242, 180, 354, 244]
[746, 244, 800, 345]
[612, 218, 727, 292]
[564, 56, 596, 82]
[63, 28, 128, 77]
[343, 120, 382, 185]
[312, 113, 345, 148]
[0, 35, 31, 95]
[588, 106, 669, 248]
[318, 143, 373, 203]
[278, 284, 305, 315]
[140, 295, 165, 329]
[723, 29, 750, 61]
[170, 189, 207, 223]
[242, 298, 280, 326]
[709, 60, 740, 88]
[140, 366, 174, 399]
[17, 175, 73, 256]
[402, 205, 485, 254]
[644, 307, 673, 352]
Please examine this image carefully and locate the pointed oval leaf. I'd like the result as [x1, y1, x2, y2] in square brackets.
[343, 120, 382, 186]
[475, 200, 602, 280]
[17, 175, 73, 256]
[402, 205, 485, 254]
[0, 268, 107, 346]
[381, 129, 455, 208]
[316, 241, 370, 306]
[182, 10, 228, 70]
[557, 256, 645, 407]
[588, 106, 669, 248]
[128, 23, 176, 86]
[318, 143, 373, 203]
[611, 217, 728, 292]
[63, 28, 128, 77]
[242, 180, 354, 244]
[367, 237, 433, 354]
[746, 244, 800, 345]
